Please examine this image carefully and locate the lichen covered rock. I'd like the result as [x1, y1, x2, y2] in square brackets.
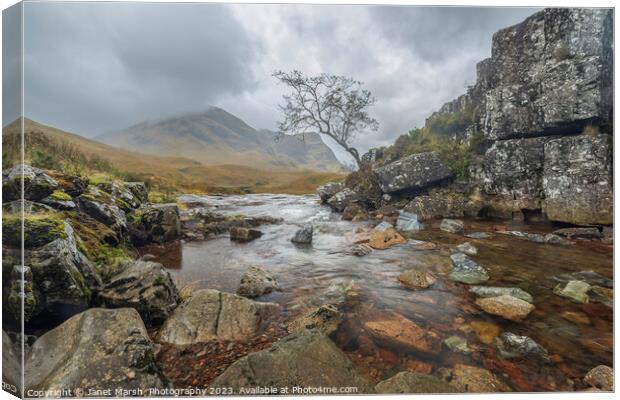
[2, 164, 59, 202]
[374, 152, 452, 194]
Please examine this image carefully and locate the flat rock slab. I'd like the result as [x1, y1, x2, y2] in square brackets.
[440, 219, 465, 234]
[368, 228, 406, 250]
[553, 280, 591, 304]
[25, 308, 167, 393]
[210, 329, 370, 393]
[447, 364, 511, 392]
[363, 313, 442, 355]
[475, 295, 535, 322]
[157, 289, 278, 345]
[374, 152, 452, 194]
[229, 227, 263, 242]
[449, 252, 489, 284]
[375, 372, 460, 394]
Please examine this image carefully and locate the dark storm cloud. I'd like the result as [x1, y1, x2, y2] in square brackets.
[20, 2, 260, 135]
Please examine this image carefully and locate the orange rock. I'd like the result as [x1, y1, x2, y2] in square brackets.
[470, 320, 501, 345]
[549, 354, 563, 364]
[475, 295, 535, 322]
[449, 364, 511, 392]
[368, 228, 406, 250]
[378, 348, 398, 364]
[403, 359, 433, 374]
[363, 313, 442, 355]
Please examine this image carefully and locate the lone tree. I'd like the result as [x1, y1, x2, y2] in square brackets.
[273, 70, 378, 168]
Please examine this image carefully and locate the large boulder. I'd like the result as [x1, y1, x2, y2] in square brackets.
[2, 164, 59, 202]
[237, 266, 278, 298]
[210, 329, 370, 392]
[317, 182, 344, 202]
[130, 203, 181, 244]
[482, 9, 612, 140]
[2, 218, 101, 324]
[291, 224, 313, 244]
[475, 295, 535, 322]
[404, 187, 481, 221]
[157, 289, 278, 345]
[77, 186, 127, 235]
[98, 260, 179, 326]
[542, 135, 612, 225]
[2, 331, 22, 396]
[326, 188, 360, 212]
[374, 152, 453, 194]
[25, 308, 168, 393]
[375, 372, 460, 394]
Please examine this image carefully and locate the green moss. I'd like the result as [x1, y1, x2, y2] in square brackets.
[3, 212, 68, 247]
[50, 190, 72, 201]
[153, 276, 166, 286]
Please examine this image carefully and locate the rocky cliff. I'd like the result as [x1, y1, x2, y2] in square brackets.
[349, 8, 614, 226]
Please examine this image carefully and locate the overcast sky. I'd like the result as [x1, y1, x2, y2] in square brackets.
[3, 2, 539, 163]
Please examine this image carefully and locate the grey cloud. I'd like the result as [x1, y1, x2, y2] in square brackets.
[2, 3, 22, 126]
[20, 2, 260, 135]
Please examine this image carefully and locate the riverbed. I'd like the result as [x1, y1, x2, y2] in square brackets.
[139, 193, 613, 392]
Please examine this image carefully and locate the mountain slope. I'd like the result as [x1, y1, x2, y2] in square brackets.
[97, 107, 343, 171]
[2, 118, 344, 195]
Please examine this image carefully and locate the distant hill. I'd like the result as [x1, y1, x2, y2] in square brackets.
[97, 107, 344, 172]
[2, 118, 344, 195]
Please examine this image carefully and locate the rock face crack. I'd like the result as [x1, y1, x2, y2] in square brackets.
[214, 291, 223, 336]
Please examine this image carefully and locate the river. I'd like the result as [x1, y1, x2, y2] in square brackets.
[139, 193, 613, 391]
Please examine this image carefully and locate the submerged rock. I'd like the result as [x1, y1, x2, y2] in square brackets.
[157, 289, 278, 345]
[470, 320, 501, 345]
[553, 227, 602, 239]
[399, 269, 436, 289]
[440, 219, 465, 234]
[3, 164, 59, 202]
[288, 304, 341, 336]
[444, 336, 471, 355]
[350, 244, 373, 257]
[409, 240, 438, 250]
[465, 232, 492, 239]
[291, 224, 313, 244]
[584, 365, 613, 391]
[210, 329, 370, 392]
[25, 308, 168, 393]
[589, 285, 613, 308]
[475, 295, 535, 322]
[560, 311, 591, 325]
[456, 242, 477, 256]
[469, 286, 533, 304]
[368, 228, 406, 250]
[229, 226, 263, 242]
[446, 364, 511, 392]
[493, 332, 549, 361]
[395, 211, 422, 232]
[449, 252, 489, 284]
[374, 152, 452, 194]
[363, 312, 442, 355]
[554, 270, 612, 288]
[375, 372, 460, 394]
[98, 260, 179, 326]
[553, 280, 591, 303]
[237, 266, 278, 298]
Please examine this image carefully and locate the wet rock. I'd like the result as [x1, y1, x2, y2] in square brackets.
[470, 320, 500, 345]
[123, 182, 149, 204]
[465, 232, 492, 239]
[342, 204, 365, 221]
[399, 269, 436, 289]
[237, 266, 278, 298]
[2, 220, 101, 324]
[493, 332, 549, 361]
[211, 329, 370, 391]
[440, 218, 465, 234]
[46, 170, 87, 197]
[584, 365, 613, 391]
[363, 312, 442, 355]
[291, 224, 313, 244]
[456, 242, 477, 256]
[560, 311, 591, 325]
[2, 199, 53, 214]
[475, 295, 535, 322]
[553, 227, 602, 239]
[542, 233, 571, 245]
[446, 364, 511, 392]
[404, 186, 481, 221]
[157, 289, 278, 345]
[395, 211, 422, 232]
[373, 221, 394, 231]
[77, 188, 127, 235]
[229, 226, 263, 242]
[317, 181, 344, 202]
[25, 308, 168, 393]
[98, 260, 179, 326]
[374, 152, 453, 194]
[375, 372, 460, 394]
[326, 188, 359, 212]
[288, 304, 342, 336]
[554, 270, 612, 288]
[368, 228, 406, 250]
[41, 196, 76, 211]
[3, 164, 59, 201]
[139, 203, 181, 243]
[543, 136, 612, 225]
[589, 285, 612, 308]
[350, 244, 373, 257]
[553, 280, 590, 304]
[449, 252, 489, 284]
[2, 331, 22, 395]
[444, 336, 471, 355]
[469, 286, 533, 304]
[409, 240, 438, 250]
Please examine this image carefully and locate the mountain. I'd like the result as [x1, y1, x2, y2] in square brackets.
[97, 107, 344, 172]
[2, 118, 345, 195]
